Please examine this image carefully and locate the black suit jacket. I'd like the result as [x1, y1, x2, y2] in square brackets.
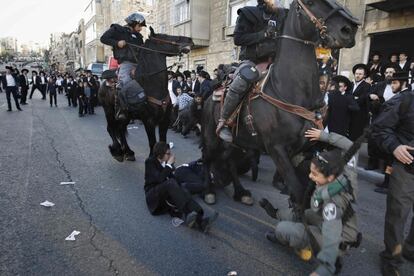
[191, 79, 200, 93]
[349, 80, 371, 141]
[1, 73, 19, 88]
[144, 156, 175, 215]
[19, 75, 29, 89]
[199, 79, 212, 100]
[397, 61, 411, 73]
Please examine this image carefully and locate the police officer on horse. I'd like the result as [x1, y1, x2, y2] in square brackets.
[216, 0, 287, 142]
[100, 12, 147, 119]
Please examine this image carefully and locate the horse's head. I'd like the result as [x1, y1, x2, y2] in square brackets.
[147, 26, 194, 56]
[294, 0, 360, 48]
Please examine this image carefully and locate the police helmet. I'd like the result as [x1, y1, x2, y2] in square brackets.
[125, 12, 147, 27]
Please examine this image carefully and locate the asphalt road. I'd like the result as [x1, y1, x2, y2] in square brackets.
[1, 91, 413, 276]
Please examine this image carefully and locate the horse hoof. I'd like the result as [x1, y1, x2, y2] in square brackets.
[241, 195, 254, 206]
[125, 155, 136, 161]
[113, 155, 124, 162]
[204, 193, 216, 205]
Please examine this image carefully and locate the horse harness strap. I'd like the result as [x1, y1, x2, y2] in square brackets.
[250, 70, 324, 130]
[126, 42, 182, 56]
[277, 35, 316, 47]
[297, 0, 328, 38]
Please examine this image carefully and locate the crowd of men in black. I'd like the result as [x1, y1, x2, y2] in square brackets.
[0, 66, 101, 117]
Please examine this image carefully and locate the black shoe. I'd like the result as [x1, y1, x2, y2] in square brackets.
[374, 187, 388, 194]
[17, 107, 22, 111]
[199, 212, 219, 233]
[265, 231, 279, 244]
[7, 109, 12, 112]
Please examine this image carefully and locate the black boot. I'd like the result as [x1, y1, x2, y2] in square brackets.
[375, 173, 390, 194]
[216, 75, 250, 143]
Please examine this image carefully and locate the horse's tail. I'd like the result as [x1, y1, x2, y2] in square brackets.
[342, 127, 372, 165]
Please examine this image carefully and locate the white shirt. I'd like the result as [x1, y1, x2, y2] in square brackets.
[383, 84, 394, 102]
[352, 80, 363, 93]
[56, 78, 63, 86]
[41, 76, 46, 84]
[6, 74, 16, 87]
[399, 61, 407, 70]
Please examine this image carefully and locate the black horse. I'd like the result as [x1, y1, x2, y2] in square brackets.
[202, 0, 360, 205]
[100, 27, 193, 161]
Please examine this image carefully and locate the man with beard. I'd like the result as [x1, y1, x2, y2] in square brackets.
[216, 0, 287, 142]
[366, 65, 397, 174]
[372, 71, 414, 276]
[368, 51, 384, 81]
[349, 63, 371, 141]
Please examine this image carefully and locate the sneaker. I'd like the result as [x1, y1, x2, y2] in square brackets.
[295, 247, 312, 261]
[218, 127, 233, 143]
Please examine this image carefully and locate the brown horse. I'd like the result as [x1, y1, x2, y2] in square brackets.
[201, 0, 360, 205]
[100, 27, 193, 161]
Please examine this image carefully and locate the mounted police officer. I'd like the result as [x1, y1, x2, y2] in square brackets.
[216, 0, 287, 142]
[371, 71, 414, 276]
[101, 12, 146, 120]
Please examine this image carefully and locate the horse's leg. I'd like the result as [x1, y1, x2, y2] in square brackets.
[158, 112, 170, 143]
[267, 144, 305, 209]
[143, 120, 157, 156]
[227, 154, 254, 206]
[119, 121, 135, 161]
[105, 115, 124, 162]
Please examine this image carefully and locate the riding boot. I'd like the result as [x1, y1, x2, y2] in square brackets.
[216, 75, 250, 142]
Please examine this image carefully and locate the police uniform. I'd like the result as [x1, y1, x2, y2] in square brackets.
[266, 131, 359, 275]
[372, 86, 414, 275]
[217, 1, 287, 142]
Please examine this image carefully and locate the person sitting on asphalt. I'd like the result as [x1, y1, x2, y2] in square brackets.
[264, 131, 364, 276]
[144, 142, 218, 233]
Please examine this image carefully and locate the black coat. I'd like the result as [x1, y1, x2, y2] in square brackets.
[198, 79, 212, 100]
[397, 61, 411, 73]
[31, 75, 41, 86]
[19, 74, 29, 89]
[1, 73, 19, 88]
[372, 89, 414, 156]
[100, 24, 143, 63]
[191, 79, 200, 93]
[144, 156, 175, 214]
[173, 81, 190, 94]
[349, 80, 371, 141]
[327, 90, 359, 137]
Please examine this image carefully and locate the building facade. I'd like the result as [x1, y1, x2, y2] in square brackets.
[339, 0, 414, 76]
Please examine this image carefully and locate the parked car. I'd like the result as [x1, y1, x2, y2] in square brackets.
[86, 63, 108, 78]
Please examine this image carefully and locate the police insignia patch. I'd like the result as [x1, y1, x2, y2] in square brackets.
[323, 203, 337, 221]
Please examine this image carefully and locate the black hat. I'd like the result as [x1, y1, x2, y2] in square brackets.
[32, 70, 38, 74]
[199, 70, 209, 79]
[352, 63, 368, 75]
[85, 69, 92, 73]
[371, 51, 382, 58]
[390, 71, 409, 82]
[101, 69, 117, 79]
[22, 69, 29, 73]
[5, 66, 14, 71]
[175, 72, 184, 79]
[332, 75, 351, 89]
[183, 70, 191, 78]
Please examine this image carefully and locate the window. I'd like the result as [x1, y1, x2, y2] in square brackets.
[229, 0, 256, 27]
[159, 23, 166, 34]
[173, 0, 190, 24]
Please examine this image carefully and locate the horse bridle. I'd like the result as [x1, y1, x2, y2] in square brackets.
[279, 0, 345, 46]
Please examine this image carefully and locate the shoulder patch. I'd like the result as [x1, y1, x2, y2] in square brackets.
[323, 203, 337, 221]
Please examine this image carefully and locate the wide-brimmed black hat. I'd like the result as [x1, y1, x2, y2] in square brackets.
[199, 70, 209, 79]
[5, 66, 14, 71]
[101, 69, 117, 80]
[352, 63, 369, 74]
[85, 69, 92, 73]
[390, 71, 409, 81]
[332, 75, 351, 89]
[22, 69, 29, 73]
[32, 70, 38, 74]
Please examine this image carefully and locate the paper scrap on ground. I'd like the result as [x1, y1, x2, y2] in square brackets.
[60, 181, 76, 185]
[127, 126, 139, 130]
[228, 271, 237, 276]
[169, 142, 174, 149]
[172, 217, 184, 227]
[40, 201, 55, 207]
[65, 230, 81, 241]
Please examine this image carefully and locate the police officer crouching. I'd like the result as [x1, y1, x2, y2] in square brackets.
[216, 0, 287, 142]
[371, 71, 414, 276]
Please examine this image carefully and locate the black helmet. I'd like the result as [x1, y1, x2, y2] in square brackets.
[125, 12, 146, 27]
